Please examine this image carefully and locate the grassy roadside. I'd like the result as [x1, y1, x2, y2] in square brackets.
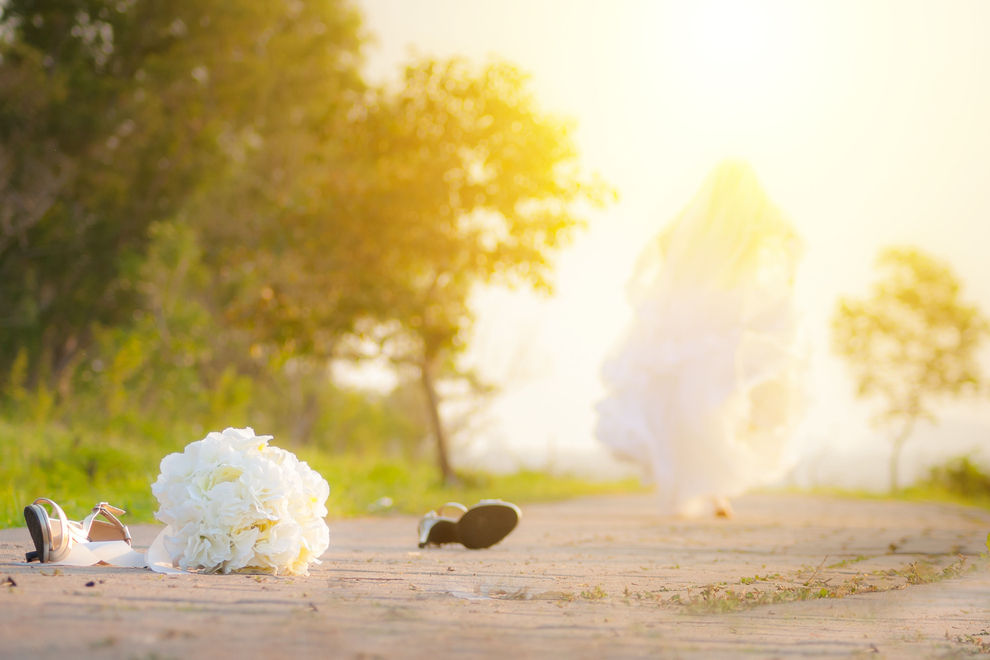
[0, 419, 642, 529]
[311, 453, 644, 519]
[771, 483, 990, 513]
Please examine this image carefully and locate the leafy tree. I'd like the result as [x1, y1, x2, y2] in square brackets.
[0, 0, 364, 388]
[352, 58, 613, 482]
[204, 56, 613, 481]
[833, 247, 989, 492]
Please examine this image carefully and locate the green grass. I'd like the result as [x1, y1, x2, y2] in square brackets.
[781, 485, 990, 513]
[0, 418, 642, 528]
[0, 419, 164, 528]
[771, 456, 990, 513]
[308, 451, 643, 518]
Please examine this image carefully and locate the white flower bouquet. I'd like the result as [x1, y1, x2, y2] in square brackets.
[151, 427, 330, 575]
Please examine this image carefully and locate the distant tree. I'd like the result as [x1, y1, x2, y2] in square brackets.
[353, 58, 613, 483]
[832, 247, 989, 492]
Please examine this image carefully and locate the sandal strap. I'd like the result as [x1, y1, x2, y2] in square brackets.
[32, 497, 78, 558]
[81, 502, 131, 545]
[97, 502, 126, 517]
[436, 502, 467, 518]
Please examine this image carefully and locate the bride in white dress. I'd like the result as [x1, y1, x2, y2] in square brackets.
[595, 161, 804, 517]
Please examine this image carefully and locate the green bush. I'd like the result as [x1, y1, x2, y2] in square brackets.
[915, 456, 990, 502]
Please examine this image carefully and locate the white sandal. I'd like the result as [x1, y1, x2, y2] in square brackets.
[24, 499, 131, 563]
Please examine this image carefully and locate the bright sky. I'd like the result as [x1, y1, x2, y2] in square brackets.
[357, 0, 990, 487]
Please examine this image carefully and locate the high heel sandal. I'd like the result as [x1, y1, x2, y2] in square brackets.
[24, 499, 132, 563]
[417, 500, 521, 549]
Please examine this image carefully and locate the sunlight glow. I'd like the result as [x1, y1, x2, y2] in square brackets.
[682, 2, 774, 89]
[360, 0, 990, 487]
[659, 1, 806, 127]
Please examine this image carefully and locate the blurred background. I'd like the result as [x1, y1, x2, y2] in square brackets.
[360, 0, 990, 487]
[2, 0, 989, 524]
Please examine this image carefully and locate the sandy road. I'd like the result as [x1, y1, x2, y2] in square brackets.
[1, 492, 989, 658]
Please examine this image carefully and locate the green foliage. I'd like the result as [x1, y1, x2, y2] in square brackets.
[906, 456, 990, 509]
[349, 57, 614, 481]
[0, 0, 365, 386]
[832, 247, 989, 491]
[924, 456, 990, 498]
[580, 585, 608, 600]
[834, 248, 988, 417]
[0, 2, 612, 488]
[353, 57, 614, 359]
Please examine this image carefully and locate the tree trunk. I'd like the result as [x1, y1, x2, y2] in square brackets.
[420, 355, 456, 485]
[293, 389, 319, 445]
[890, 435, 902, 494]
[889, 419, 915, 493]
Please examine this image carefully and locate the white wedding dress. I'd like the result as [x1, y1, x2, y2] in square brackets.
[595, 162, 804, 516]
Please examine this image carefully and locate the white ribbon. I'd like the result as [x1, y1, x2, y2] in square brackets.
[49, 540, 146, 568]
[145, 526, 185, 574]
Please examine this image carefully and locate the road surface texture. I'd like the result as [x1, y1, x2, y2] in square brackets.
[1, 493, 989, 658]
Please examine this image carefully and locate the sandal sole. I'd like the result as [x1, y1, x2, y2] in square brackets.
[23, 504, 51, 563]
[457, 504, 519, 549]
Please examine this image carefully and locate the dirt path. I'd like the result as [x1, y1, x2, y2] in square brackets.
[1, 493, 988, 658]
